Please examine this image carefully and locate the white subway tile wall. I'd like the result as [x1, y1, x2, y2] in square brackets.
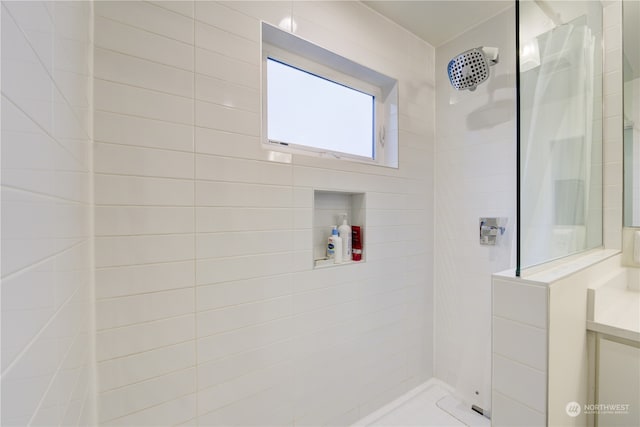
[434, 6, 516, 415]
[1, 1, 95, 425]
[93, 1, 434, 425]
[491, 390, 547, 427]
[603, 0, 623, 249]
[491, 277, 548, 425]
[2, 0, 625, 426]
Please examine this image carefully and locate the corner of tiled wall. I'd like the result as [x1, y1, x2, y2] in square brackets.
[1, 1, 96, 425]
[603, 0, 624, 250]
[434, 4, 516, 414]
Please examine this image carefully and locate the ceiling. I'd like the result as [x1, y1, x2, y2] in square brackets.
[362, 1, 513, 47]
[364, 1, 638, 75]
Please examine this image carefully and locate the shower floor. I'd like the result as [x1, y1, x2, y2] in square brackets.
[354, 380, 490, 427]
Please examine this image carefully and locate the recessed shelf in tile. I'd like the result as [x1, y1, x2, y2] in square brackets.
[313, 190, 366, 268]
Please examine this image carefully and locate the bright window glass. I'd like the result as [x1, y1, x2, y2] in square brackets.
[266, 58, 375, 159]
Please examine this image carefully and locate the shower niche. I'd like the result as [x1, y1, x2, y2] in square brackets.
[313, 190, 366, 268]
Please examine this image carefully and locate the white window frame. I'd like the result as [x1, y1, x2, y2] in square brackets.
[261, 22, 398, 168]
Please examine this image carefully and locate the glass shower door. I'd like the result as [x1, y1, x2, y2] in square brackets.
[518, 0, 603, 271]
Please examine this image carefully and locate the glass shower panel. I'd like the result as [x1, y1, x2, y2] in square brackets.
[623, 0, 640, 227]
[519, 0, 603, 271]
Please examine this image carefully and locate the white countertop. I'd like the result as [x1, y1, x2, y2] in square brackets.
[587, 268, 640, 343]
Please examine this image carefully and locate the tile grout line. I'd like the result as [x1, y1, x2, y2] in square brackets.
[100, 387, 197, 425]
[88, 0, 100, 421]
[1, 5, 92, 149]
[26, 312, 87, 426]
[1, 280, 84, 378]
[1, 94, 89, 171]
[1, 239, 87, 282]
[99, 365, 197, 395]
[95, 13, 193, 48]
[192, 2, 199, 423]
[1, 184, 88, 205]
[96, 338, 196, 364]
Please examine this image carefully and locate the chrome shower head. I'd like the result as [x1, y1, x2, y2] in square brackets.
[447, 47, 499, 91]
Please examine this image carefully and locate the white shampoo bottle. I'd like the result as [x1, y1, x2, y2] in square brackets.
[338, 214, 352, 262]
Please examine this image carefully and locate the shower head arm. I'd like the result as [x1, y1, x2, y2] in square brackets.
[481, 47, 499, 65]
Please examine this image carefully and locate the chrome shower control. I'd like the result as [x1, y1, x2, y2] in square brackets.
[480, 217, 507, 246]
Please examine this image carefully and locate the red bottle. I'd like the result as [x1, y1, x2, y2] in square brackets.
[351, 226, 362, 261]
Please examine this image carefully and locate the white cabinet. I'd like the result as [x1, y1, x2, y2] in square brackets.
[596, 337, 640, 427]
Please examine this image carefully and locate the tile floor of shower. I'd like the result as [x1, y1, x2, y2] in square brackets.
[355, 380, 490, 427]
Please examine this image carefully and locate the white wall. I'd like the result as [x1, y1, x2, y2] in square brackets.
[434, 7, 516, 414]
[92, 1, 435, 425]
[1, 1, 96, 425]
[603, 0, 624, 249]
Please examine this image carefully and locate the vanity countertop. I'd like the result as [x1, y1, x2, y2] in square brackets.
[587, 268, 640, 343]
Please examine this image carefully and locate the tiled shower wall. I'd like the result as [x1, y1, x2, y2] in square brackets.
[602, 0, 623, 249]
[92, 1, 435, 425]
[434, 6, 516, 414]
[1, 1, 95, 426]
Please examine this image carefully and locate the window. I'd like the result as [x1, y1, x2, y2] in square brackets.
[267, 58, 375, 159]
[261, 22, 398, 168]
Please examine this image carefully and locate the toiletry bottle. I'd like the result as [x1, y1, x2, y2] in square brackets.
[338, 213, 352, 261]
[352, 226, 362, 261]
[327, 226, 337, 260]
[333, 227, 343, 264]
